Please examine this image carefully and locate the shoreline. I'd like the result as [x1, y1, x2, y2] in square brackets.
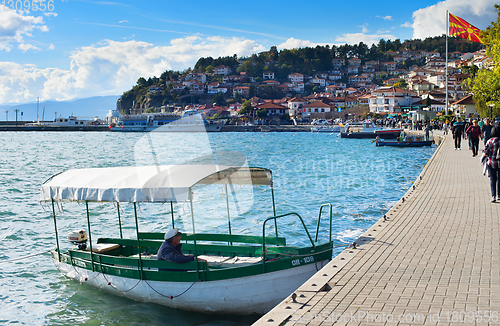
[0, 124, 313, 132]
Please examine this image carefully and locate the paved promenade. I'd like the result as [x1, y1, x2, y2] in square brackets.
[256, 133, 500, 325]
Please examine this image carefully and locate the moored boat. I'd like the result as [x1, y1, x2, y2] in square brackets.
[110, 109, 223, 132]
[340, 122, 402, 139]
[41, 162, 333, 314]
[375, 133, 434, 147]
[311, 125, 345, 133]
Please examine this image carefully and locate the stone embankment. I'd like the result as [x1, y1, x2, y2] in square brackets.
[255, 133, 500, 325]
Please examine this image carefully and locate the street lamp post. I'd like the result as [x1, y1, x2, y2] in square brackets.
[5, 110, 8, 121]
[488, 103, 494, 119]
[14, 109, 19, 126]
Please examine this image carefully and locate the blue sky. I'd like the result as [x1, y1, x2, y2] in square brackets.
[0, 0, 497, 105]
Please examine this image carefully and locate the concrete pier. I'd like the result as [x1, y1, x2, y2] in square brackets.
[256, 134, 500, 325]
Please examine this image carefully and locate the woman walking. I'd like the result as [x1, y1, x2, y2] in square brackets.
[481, 126, 500, 203]
[465, 120, 481, 157]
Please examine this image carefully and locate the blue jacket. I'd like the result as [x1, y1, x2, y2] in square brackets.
[452, 121, 464, 136]
[157, 240, 194, 264]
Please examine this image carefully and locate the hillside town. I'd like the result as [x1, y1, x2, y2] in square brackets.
[118, 46, 491, 123]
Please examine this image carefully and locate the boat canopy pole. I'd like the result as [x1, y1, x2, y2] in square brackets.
[271, 185, 278, 237]
[85, 201, 95, 272]
[224, 184, 233, 244]
[51, 199, 61, 262]
[117, 202, 123, 239]
[188, 188, 200, 280]
[133, 202, 144, 280]
[170, 201, 175, 228]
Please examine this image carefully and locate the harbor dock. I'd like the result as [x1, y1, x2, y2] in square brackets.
[256, 133, 500, 325]
[0, 123, 311, 132]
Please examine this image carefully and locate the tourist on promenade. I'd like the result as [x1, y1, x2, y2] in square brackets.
[481, 126, 500, 202]
[465, 120, 481, 156]
[482, 118, 493, 145]
[443, 120, 449, 135]
[424, 123, 431, 140]
[452, 117, 465, 150]
[478, 118, 485, 129]
[465, 118, 473, 150]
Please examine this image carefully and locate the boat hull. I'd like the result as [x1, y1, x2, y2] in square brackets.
[376, 140, 433, 147]
[311, 126, 345, 133]
[53, 258, 329, 315]
[110, 124, 222, 132]
[340, 130, 401, 139]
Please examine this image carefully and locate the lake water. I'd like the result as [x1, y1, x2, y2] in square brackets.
[0, 131, 435, 325]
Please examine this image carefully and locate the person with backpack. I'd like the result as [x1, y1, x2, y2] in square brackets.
[481, 126, 500, 202]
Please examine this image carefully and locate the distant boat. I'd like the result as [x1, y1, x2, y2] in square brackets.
[26, 116, 98, 126]
[110, 109, 222, 132]
[340, 122, 402, 139]
[375, 133, 434, 147]
[311, 125, 345, 133]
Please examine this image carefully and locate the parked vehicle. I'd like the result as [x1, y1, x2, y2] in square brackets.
[312, 119, 329, 125]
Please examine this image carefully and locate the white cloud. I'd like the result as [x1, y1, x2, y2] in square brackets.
[377, 15, 393, 21]
[18, 43, 40, 52]
[0, 10, 48, 51]
[401, 22, 412, 28]
[411, 0, 497, 39]
[335, 32, 395, 45]
[358, 24, 369, 33]
[277, 37, 333, 49]
[0, 36, 266, 104]
[48, 43, 55, 50]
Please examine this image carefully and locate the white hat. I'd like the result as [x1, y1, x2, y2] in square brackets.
[164, 228, 181, 241]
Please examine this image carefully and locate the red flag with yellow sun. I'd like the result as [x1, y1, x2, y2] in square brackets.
[449, 13, 485, 44]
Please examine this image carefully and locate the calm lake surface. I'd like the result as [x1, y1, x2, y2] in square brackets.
[0, 131, 435, 325]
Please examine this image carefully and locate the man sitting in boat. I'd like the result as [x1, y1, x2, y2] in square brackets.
[157, 228, 206, 270]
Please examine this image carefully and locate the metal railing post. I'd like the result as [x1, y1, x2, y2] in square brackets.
[51, 199, 61, 262]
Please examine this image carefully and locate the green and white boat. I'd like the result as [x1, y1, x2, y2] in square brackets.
[41, 164, 333, 314]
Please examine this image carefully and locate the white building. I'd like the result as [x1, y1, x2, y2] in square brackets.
[369, 87, 419, 113]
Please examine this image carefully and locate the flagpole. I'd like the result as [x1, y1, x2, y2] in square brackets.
[445, 10, 449, 116]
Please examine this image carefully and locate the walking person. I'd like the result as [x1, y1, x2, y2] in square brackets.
[465, 120, 481, 156]
[424, 122, 431, 140]
[452, 117, 465, 150]
[465, 118, 473, 150]
[443, 120, 449, 135]
[481, 126, 500, 202]
[482, 118, 493, 146]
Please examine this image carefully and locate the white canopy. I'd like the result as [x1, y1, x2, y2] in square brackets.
[41, 165, 272, 203]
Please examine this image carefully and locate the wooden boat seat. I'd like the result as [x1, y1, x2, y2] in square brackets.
[126, 254, 261, 268]
[85, 243, 120, 253]
[198, 255, 262, 268]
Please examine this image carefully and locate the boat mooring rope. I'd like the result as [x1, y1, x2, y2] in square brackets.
[101, 273, 141, 293]
[0, 249, 51, 263]
[144, 279, 197, 299]
[71, 264, 102, 281]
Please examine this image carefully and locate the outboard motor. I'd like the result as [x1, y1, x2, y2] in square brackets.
[67, 230, 88, 250]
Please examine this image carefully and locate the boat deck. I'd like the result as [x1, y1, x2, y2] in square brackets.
[256, 133, 500, 325]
